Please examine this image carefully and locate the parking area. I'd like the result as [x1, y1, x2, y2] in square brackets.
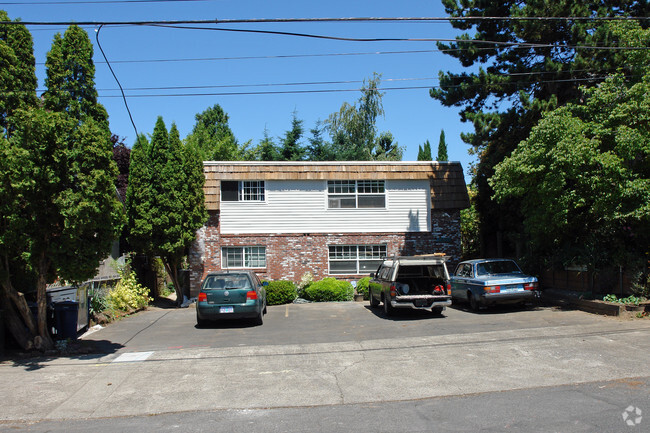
[82, 301, 612, 354]
[4, 299, 650, 425]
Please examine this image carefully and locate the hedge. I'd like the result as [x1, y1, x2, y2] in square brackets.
[303, 277, 354, 302]
[265, 280, 298, 305]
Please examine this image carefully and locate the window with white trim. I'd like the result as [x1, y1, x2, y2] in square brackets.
[222, 246, 267, 268]
[327, 180, 385, 209]
[328, 245, 387, 274]
[221, 181, 265, 202]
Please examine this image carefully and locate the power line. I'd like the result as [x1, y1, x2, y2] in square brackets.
[0, 0, 207, 4]
[86, 75, 638, 98]
[18, 69, 634, 94]
[3, 16, 649, 26]
[149, 24, 650, 50]
[95, 24, 139, 137]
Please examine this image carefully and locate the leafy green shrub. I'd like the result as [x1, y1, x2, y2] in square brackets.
[266, 280, 298, 305]
[303, 278, 354, 302]
[108, 264, 152, 311]
[356, 277, 371, 300]
[603, 294, 643, 305]
[88, 285, 110, 315]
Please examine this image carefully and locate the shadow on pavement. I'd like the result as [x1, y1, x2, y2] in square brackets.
[364, 305, 447, 321]
[1, 339, 124, 371]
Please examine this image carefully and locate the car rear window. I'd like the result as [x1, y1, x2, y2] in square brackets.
[398, 265, 445, 279]
[476, 261, 521, 276]
[203, 274, 252, 290]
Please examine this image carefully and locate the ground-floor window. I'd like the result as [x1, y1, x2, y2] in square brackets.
[222, 246, 266, 269]
[328, 244, 387, 275]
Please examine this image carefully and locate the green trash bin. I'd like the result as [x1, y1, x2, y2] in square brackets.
[53, 301, 79, 340]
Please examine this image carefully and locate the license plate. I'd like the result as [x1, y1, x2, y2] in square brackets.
[502, 285, 524, 293]
[220, 306, 234, 313]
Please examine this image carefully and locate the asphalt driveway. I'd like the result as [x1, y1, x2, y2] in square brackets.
[82, 301, 612, 354]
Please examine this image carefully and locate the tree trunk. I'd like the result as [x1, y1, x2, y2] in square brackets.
[0, 269, 38, 350]
[0, 291, 35, 351]
[163, 259, 183, 307]
[35, 254, 54, 351]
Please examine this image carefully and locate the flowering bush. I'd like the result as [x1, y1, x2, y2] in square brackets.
[107, 263, 152, 312]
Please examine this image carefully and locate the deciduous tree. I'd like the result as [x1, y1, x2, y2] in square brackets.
[325, 73, 403, 161]
[491, 73, 650, 273]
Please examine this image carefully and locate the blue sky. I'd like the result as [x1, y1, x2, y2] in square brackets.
[3, 0, 476, 179]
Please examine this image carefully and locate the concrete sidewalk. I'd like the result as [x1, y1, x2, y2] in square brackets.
[1, 310, 649, 422]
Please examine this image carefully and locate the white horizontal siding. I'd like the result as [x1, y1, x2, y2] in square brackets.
[220, 180, 430, 234]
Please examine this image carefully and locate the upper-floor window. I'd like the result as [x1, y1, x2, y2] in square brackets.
[222, 180, 265, 202]
[327, 180, 385, 209]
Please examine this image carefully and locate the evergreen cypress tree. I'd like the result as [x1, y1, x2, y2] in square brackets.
[418, 140, 432, 161]
[437, 130, 448, 162]
[43, 25, 108, 127]
[0, 10, 38, 134]
[125, 134, 153, 255]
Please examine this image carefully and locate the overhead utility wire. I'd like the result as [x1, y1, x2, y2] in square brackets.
[149, 24, 650, 50]
[91, 75, 638, 98]
[18, 69, 626, 94]
[95, 24, 138, 137]
[35, 46, 571, 65]
[0, 0, 207, 4]
[3, 16, 649, 26]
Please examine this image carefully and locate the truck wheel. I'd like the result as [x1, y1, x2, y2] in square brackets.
[431, 306, 444, 316]
[383, 297, 393, 316]
[369, 288, 380, 308]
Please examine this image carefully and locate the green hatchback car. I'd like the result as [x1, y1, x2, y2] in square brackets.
[196, 271, 267, 327]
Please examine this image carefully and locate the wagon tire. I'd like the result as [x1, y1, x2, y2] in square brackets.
[469, 293, 480, 312]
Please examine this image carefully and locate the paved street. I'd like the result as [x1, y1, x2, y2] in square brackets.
[1, 302, 649, 432]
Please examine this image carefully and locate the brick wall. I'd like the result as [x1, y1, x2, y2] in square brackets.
[189, 210, 462, 296]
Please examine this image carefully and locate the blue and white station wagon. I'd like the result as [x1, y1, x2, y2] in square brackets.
[450, 259, 539, 311]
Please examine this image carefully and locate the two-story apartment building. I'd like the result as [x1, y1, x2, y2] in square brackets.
[188, 161, 469, 295]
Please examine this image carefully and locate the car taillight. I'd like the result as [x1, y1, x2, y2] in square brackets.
[484, 286, 500, 294]
[524, 282, 539, 291]
[246, 290, 258, 300]
[198, 292, 207, 302]
[389, 285, 397, 297]
[446, 283, 451, 295]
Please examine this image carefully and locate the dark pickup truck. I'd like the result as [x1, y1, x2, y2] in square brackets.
[368, 254, 452, 316]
